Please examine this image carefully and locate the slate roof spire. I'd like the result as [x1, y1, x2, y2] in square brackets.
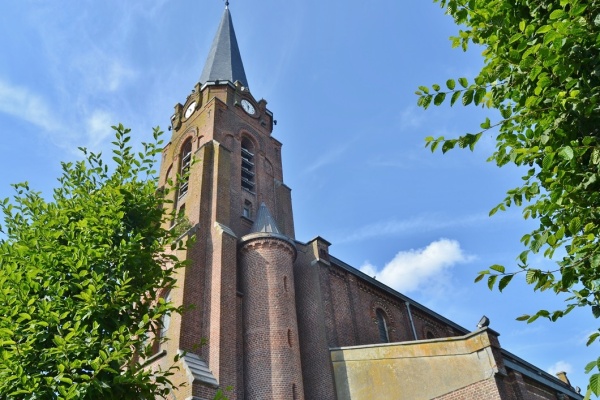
[250, 203, 281, 234]
[199, 5, 248, 87]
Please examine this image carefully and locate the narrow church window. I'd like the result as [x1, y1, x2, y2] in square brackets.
[292, 383, 297, 400]
[426, 331, 435, 340]
[243, 200, 252, 219]
[179, 139, 192, 197]
[376, 309, 389, 343]
[241, 138, 255, 192]
[158, 290, 172, 351]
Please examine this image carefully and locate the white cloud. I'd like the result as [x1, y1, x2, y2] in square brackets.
[84, 110, 115, 149]
[0, 80, 61, 132]
[360, 238, 474, 293]
[399, 105, 425, 130]
[547, 360, 573, 376]
[303, 144, 349, 174]
[338, 213, 490, 244]
[106, 61, 137, 92]
[0, 78, 118, 153]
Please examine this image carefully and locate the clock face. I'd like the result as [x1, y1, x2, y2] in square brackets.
[241, 99, 256, 115]
[184, 101, 196, 119]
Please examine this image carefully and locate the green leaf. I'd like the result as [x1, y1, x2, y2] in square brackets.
[474, 88, 486, 105]
[588, 333, 600, 346]
[516, 314, 530, 321]
[541, 154, 554, 170]
[490, 264, 505, 273]
[446, 79, 455, 90]
[441, 140, 456, 153]
[549, 9, 566, 20]
[498, 275, 514, 292]
[462, 90, 474, 106]
[591, 148, 600, 165]
[558, 146, 574, 160]
[487, 275, 498, 290]
[590, 373, 600, 396]
[434, 92, 446, 106]
[526, 270, 537, 284]
[458, 77, 468, 88]
[450, 90, 461, 106]
[569, 217, 582, 234]
[570, 4, 587, 17]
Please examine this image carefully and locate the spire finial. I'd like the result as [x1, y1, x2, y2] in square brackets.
[225, 0, 229, 8]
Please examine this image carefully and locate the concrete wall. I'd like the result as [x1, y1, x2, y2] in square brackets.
[330, 329, 503, 400]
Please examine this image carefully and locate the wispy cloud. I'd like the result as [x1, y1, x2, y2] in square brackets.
[337, 212, 490, 244]
[303, 138, 357, 174]
[73, 56, 137, 93]
[85, 110, 115, 149]
[547, 360, 572, 376]
[0, 78, 117, 154]
[360, 238, 474, 293]
[0, 80, 61, 132]
[398, 105, 425, 131]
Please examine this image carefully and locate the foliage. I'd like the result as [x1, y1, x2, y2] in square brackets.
[0, 125, 186, 399]
[416, 0, 600, 396]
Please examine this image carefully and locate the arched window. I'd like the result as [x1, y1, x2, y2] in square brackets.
[158, 290, 172, 351]
[376, 309, 389, 343]
[241, 138, 255, 192]
[179, 139, 192, 197]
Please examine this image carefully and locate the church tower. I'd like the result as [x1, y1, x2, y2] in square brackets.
[151, 4, 301, 399]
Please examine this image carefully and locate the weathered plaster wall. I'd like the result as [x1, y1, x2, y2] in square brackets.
[330, 329, 502, 400]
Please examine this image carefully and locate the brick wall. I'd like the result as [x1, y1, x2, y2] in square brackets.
[319, 261, 463, 349]
[294, 240, 337, 400]
[432, 378, 503, 400]
[239, 236, 304, 399]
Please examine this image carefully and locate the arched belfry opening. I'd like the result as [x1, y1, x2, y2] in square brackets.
[179, 138, 192, 198]
[241, 137, 255, 193]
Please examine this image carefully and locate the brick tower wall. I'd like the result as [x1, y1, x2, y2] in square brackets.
[293, 240, 338, 400]
[239, 236, 305, 399]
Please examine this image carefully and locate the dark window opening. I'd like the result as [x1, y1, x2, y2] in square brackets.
[241, 138, 255, 192]
[179, 139, 192, 198]
[243, 200, 252, 219]
[426, 330, 435, 340]
[376, 309, 389, 343]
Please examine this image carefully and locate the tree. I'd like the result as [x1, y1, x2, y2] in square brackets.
[0, 125, 185, 399]
[416, 0, 600, 397]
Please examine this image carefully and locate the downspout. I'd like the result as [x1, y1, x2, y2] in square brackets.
[405, 301, 418, 340]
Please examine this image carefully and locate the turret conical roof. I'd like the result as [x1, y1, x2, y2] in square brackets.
[199, 6, 248, 87]
[250, 203, 281, 234]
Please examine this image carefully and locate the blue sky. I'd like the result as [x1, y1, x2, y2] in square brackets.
[0, 0, 595, 391]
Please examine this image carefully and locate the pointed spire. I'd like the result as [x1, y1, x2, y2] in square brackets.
[199, 6, 248, 87]
[250, 203, 281, 234]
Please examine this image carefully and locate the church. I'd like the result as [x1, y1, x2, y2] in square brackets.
[145, 4, 584, 400]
